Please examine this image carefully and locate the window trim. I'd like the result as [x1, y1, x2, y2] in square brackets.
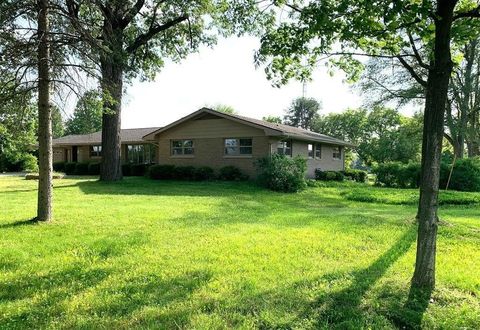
[90, 145, 102, 157]
[315, 143, 322, 160]
[170, 139, 195, 157]
[224, 137, 253, 158]
[333, 146, 342, 160]
[127, 144, 156, 164]
[277, 140, 292, 157]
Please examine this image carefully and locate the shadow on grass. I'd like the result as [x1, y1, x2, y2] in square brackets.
[0, 218, 38, 229]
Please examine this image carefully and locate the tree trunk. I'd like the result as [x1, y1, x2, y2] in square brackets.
[99, 24, 123, 181]
[36, 0, 53, 222]
[412, 0, 456, 289]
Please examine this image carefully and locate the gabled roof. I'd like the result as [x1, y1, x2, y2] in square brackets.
[52, 127, 161, 146]
[143, 108, 354, 147]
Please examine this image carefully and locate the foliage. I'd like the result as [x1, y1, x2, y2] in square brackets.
[65, 90, 103, 135]
[53, 162, 66, 172]
[284, 97, 321, 130]
[51, 106, 65, 138]
[211, 104, 237, 114]
[87, 163, 101, 175]
[343, 169, 368, 183]
[122, 163, 132, 177]
[64, 162, 77, 175]
[315, 169, 345, 182]
[173, 166, 197, 180]
[256, 154, 307, 192]
[193, 166, 215, 181]
[130, 164, 148, 177]
[74, 162, 90, 175]
[448, 157, 480, 192]
[0, 176, 479, 328]
[314, 107, 423, 165]
[218, 165, 245, 181]
[262, 115, 282, 124]
[147, 164, 176, 180]
[20, 154, 38, 172]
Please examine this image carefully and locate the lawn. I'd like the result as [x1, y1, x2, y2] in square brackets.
[0, 176, 479, 329]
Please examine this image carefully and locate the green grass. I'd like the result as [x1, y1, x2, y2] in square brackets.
[0, 177, 479, 329]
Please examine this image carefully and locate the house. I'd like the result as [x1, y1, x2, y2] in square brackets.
[52, 108, 353, 178]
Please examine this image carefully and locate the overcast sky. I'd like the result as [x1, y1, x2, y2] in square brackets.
[121, 36, 363, 129]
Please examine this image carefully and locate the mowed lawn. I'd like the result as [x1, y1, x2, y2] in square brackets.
[0, 177, 479, 329]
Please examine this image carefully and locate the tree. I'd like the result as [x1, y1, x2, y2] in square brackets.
[36, 0, 53, 222]
[65, 90, 103, 135]
[51, 105, 64, 138]
[211, 104, 237, 114]
[284, 97, 321, 129]
[257, 0, 480, 293]
[63, 0, 269, 181]
[262, 115, 282, 124]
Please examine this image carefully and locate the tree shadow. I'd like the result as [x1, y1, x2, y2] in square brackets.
[390, 285, 433, 329]
[0, 218, 38, 229]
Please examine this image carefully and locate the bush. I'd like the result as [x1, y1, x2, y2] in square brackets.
[315, 169, 344, 181]
[193, 166, 215, 181]
[122, 163, 132, 176]
[256, 154, 307, 192]
[343, 169, 368, 183]
[448, 158, 480, 192]
[21, 154, 38, 172]
[64, 162, 77, 175]
[218, 166, 245, 181]
[147, 164, 176, 180]
[53, 161, 66, 172]
[131, 164, 147, 176]
[173, 166, 196, 180]
[74, 162, 89, 175]
[372, 162, 402, 187]
[88, 162, 101, 175]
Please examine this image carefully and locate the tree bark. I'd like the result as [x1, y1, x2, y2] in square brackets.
[412, 0, 456, 289]
[99, 23, 123, 181]
[36, 0, 53, 222]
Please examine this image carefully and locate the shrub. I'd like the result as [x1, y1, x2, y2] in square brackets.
[53, 161, 66, 172]
[448, 158, 480, 192]
[372, 162, 402, 187]
[122, 163, 132, 176]
[88, 162, 101, 175]
[131, 164, 147, 176]
[343, 169, 368, 183]
[174, 166, 196, 180]
[315, 169, 344, 181]
[74, 162, 90, 175]
[64, 162, 77, 175]
[21, 154, 38, 172]
[147, 164, 176, 180]
[193, 166, 215, 181]
[256, 154, 307, 192]
[218, 166, 245, 181]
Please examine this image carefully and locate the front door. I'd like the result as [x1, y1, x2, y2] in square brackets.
[72, 146, 78, 162]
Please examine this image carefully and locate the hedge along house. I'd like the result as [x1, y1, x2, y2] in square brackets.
[52, 127, 160, 164]
[142, 108, 353, 178]
[52, 108, 352, 178]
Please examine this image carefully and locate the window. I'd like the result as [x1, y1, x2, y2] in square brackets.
[90, 145, 102, 157]
[171, 139, 194, 156]
[225, 138, 252, 156]
[315, 144, 322, 159]
[277, 140, 292, 156]
[308, 144, 314, 159]
[333, 146, 342, 160]
[127, 144, 156, 164]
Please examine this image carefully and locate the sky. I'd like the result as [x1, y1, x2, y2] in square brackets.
[121, 36, 363, 129]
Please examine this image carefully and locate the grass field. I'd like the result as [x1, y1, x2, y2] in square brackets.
[0, 176, 479, 329]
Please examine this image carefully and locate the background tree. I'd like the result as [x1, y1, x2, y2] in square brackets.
[65, 90, 103, 135]
[63, 0, 270, 181]
[211, 104, 237, 114]
[51, 105, 64, 138]
[262, 115, 282, 124]
[256, 0, 480, 297]
[284, 97, 321, 129]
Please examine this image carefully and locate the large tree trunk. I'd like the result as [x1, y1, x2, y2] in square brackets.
[411, 0, 456, 289]
[99, 25, 123, 181]
[36, 0, 53, 222]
